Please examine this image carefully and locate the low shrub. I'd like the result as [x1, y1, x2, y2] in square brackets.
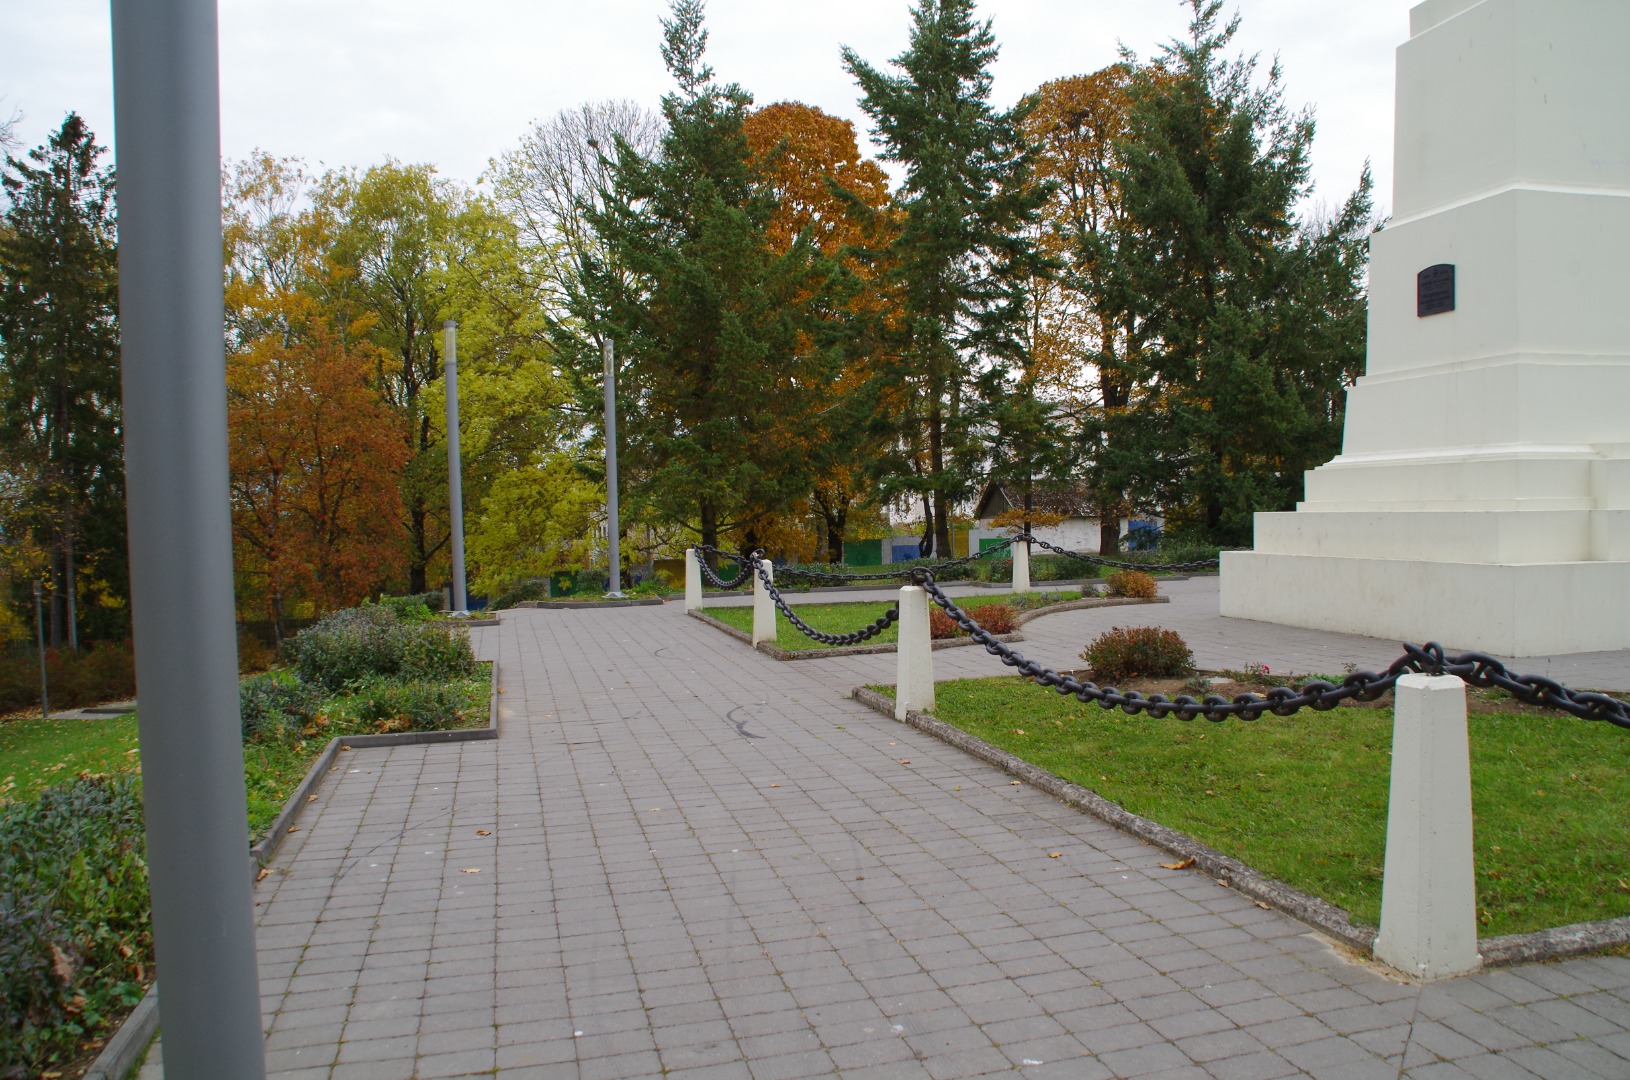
[236, 632, 277, 675]
[928, 608, 958, 640]
[1081, 626, 1195, 682]
[284, 605, 474, 692]
[1104, 569, 1159, 599]
[239, 669, 324, 742]
[971, 603, 1017, 634]
[377, 594, 435, 622]
[488, 579, 547, 610]
[0, 641, 136, 716]
[1031, 554, 1100, 581]
[347, 675, 485, 733]
[0, 774, 151, 1075]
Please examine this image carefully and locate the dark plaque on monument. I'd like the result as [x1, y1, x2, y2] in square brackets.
[1417, 263, 1455, 316]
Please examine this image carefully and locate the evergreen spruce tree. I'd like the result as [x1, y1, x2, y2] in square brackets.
[1109, 0, 1372, 544]
[572, 0, 845, 554]
[843, 0, 1051, 557]
[0, 114, 125, 646]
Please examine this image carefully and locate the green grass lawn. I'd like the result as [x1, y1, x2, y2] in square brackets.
[0, 714, 141, 802]
[0, 666, 491, 840]
[891, 676, 1630, 937]
[702, 590, 1076, 650]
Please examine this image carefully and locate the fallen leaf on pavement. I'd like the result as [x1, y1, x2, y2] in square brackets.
[476, 829, 491, 836]
[1048, 853, 1062, 859]
[1160, 857, 1196, 870]
[306, 794, 318, 803]
[898, 759, 911, 765]
[255, 868, 270, 882]
[461, 868, 481, 874]
[1255, 901, 1271, 909]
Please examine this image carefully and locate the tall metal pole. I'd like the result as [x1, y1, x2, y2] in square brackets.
[110, 2, 268, 1076]
[603, 338, 625, 598]
[443, 320, 468, 614]
[32, 581, 47, 720]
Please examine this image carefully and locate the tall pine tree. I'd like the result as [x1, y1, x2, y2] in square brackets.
[0, 114, 125, 647]
[572, 0, 846, 554]
[843, 0, 1050, 557]
[1109, 1, 1372, 544]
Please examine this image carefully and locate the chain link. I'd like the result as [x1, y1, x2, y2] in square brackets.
[754, 560, 900, 646]
[692, 544, 757, 589]
[1021, 534, 1221, 573]
[908, 569, 1630, 730]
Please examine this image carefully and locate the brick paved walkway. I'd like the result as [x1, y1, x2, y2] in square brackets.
[143, 582, 1630, 1077]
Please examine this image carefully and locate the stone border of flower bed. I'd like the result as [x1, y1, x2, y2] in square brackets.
[514, 597, 666, 609]
[84, 659, 501, 1080]
[849, 684, 1630, 975]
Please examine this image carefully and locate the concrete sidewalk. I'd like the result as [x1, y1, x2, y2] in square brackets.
[142, 589, 1628, 1078]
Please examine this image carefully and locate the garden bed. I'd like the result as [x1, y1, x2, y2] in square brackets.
[692, 591, 1166, 659]
[853, 673, 1630, 959]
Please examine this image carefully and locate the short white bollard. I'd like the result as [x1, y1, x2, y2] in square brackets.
[895, 585, 935, 720]
[1012, 538, 1031, 593]
[751, 558, 776, 646]
[685, 547, 702, 611]
[1374, 673, 1481, 980]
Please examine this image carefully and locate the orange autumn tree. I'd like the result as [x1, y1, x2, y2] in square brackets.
[743, 102, 895, 562]
[226, 303, 408, 636]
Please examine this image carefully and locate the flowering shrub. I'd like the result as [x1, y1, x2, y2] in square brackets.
[1080, 626, 1195, 682]
[1104, 570, 1159, 599]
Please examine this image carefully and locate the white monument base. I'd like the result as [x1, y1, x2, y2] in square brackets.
[1221, 0, 1630, 656]
[1221, 549, 1630, 657]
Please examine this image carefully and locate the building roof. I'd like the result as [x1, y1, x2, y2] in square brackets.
[972, 482, 1094, 521]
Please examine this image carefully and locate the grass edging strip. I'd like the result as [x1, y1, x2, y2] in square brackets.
[87, 659, 501, 1080]
[1012, 595, 1168, 625]
[687, 608, 1023, 660]
[849, 684, 1630, 972]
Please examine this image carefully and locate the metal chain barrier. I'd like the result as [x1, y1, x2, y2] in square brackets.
[908, 568, 1630, 730]
[693, 544, 757, 589]
[774, 535, 1021, 586]
[754, 559, 900, 646]
[1020, 533, 1222, 573]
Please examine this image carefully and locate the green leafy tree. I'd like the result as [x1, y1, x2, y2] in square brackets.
[570, 0, 847, 555]
[843, 0, 1051, 558]
[434, 196, 602, 594]
[1107, 1, 1373, 544]
[0, 114, 125, 647]
[317, 161, 465, 592]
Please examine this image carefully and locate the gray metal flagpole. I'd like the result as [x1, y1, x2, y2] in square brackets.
[603, 338, 625, 598]
[444, 320, 468, 614]
[110, 0, 268, 1075]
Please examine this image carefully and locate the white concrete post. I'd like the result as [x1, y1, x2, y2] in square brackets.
[1374, 673, 1481, 980]
[1012, 538, 1031, 594]
[685, 547, 702, 611]
[895, 585, 935, 719]
[751, 558, 776, 646]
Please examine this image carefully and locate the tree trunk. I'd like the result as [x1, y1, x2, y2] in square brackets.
[933, 491, 951, 561]
[700, 501, 719, 569]
[64, 523, 78, 652]
[408, 500, 428, 593]
[1099, 507, 1122, 556]
[919, 493, 935, 559]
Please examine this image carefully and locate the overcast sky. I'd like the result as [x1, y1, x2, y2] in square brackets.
[5, 0, 1416, 218]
